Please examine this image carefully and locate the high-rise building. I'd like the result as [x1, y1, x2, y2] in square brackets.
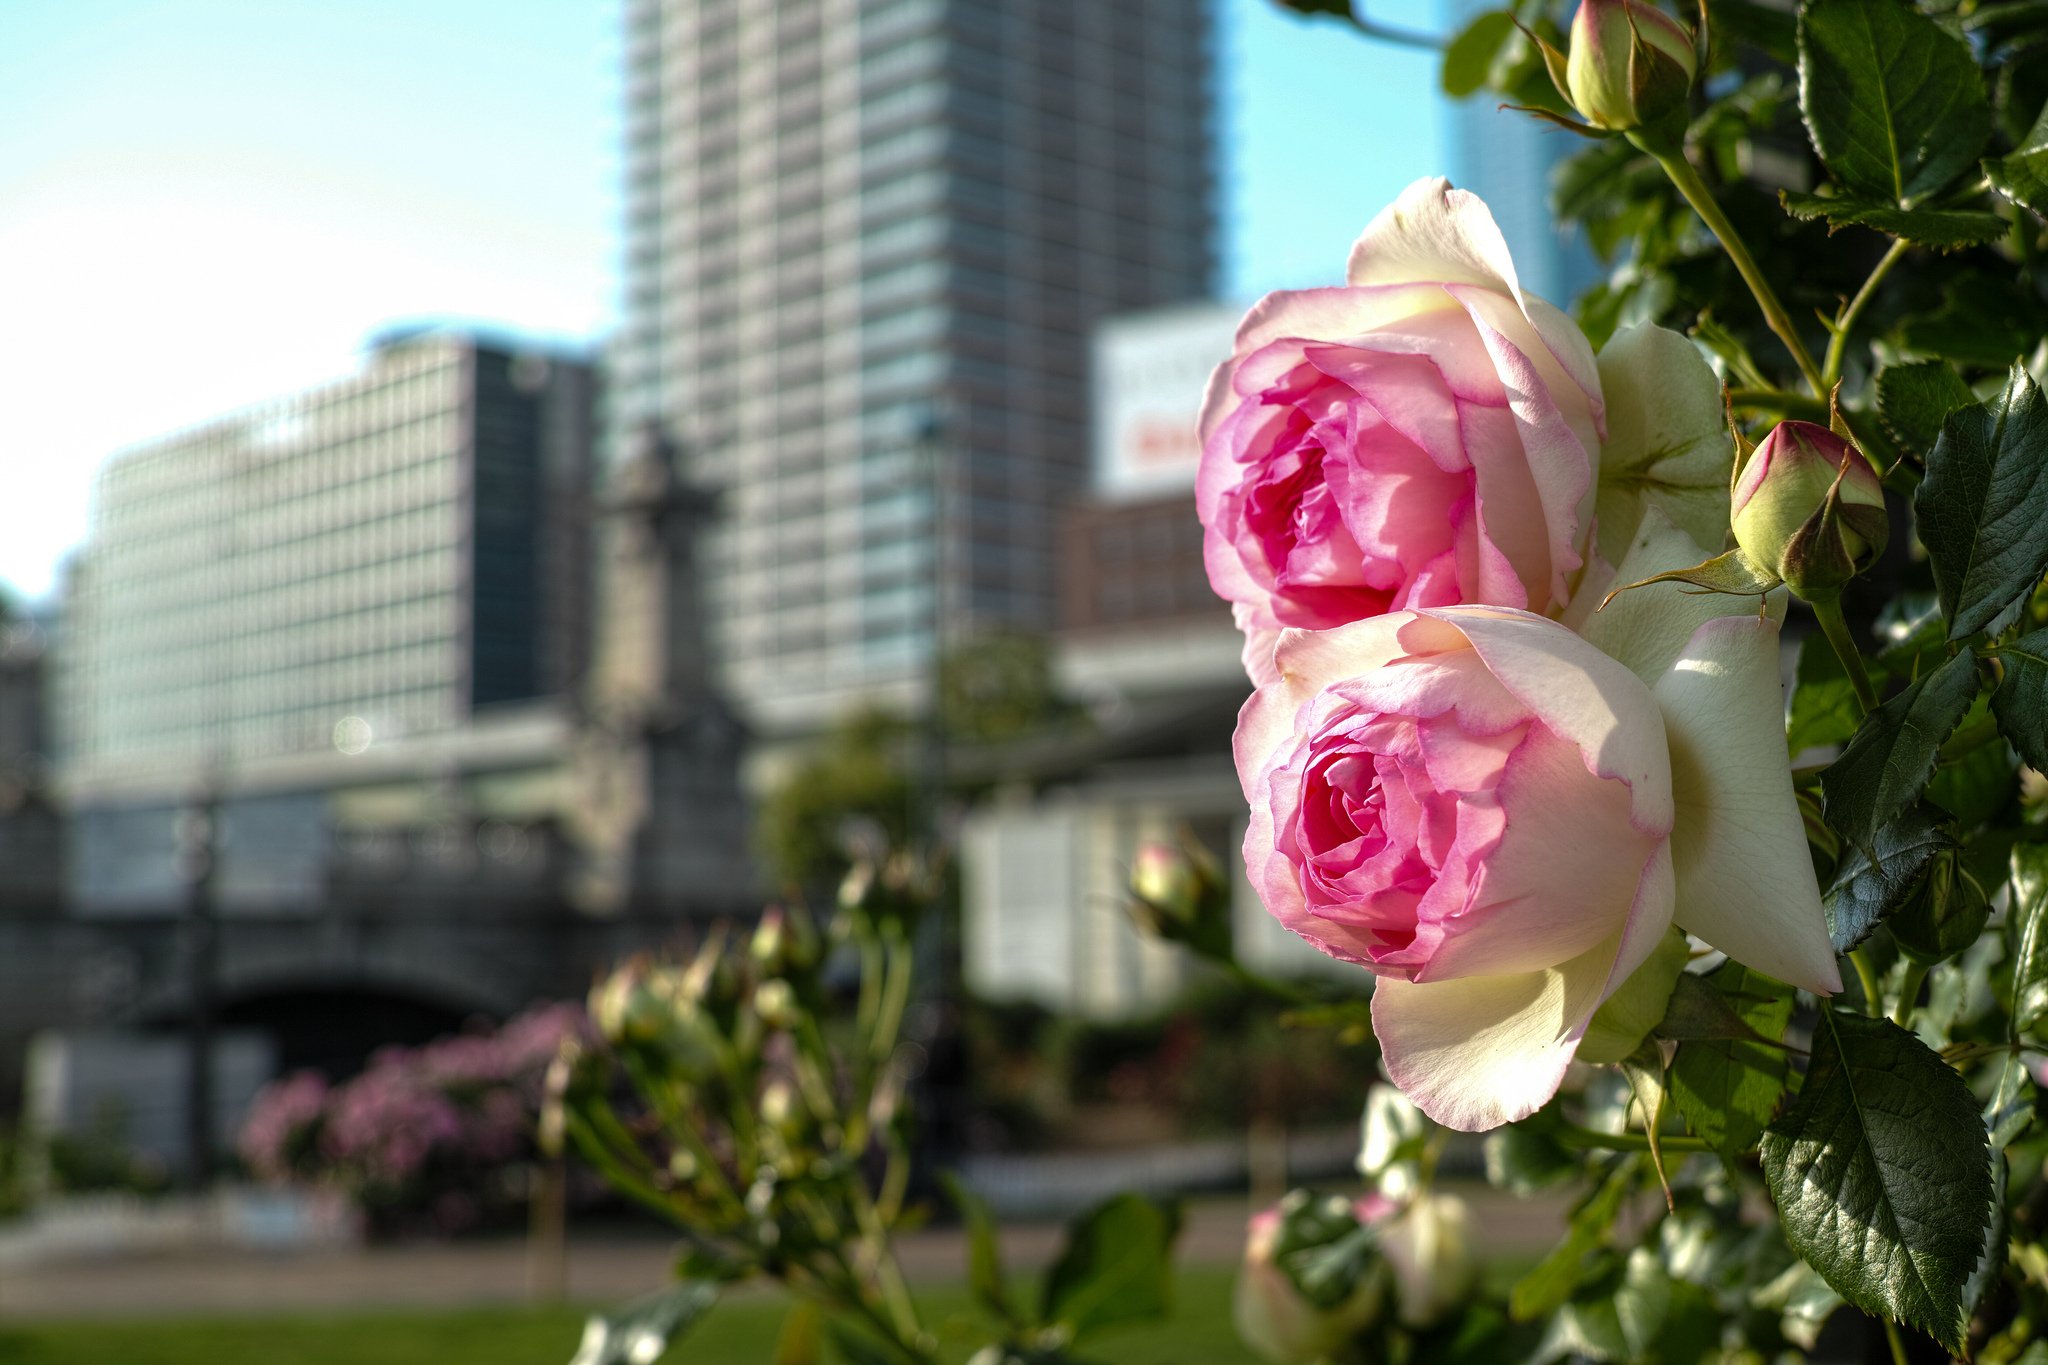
[612, 0, 1218, 732]
[61, 330, 595, 786]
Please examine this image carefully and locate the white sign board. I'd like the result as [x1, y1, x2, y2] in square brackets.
[1092, 303, 1241, 502]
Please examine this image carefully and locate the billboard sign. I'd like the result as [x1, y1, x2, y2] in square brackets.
[1092, 303, 1240, 502]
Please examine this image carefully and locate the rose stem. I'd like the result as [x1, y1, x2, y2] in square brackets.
[1810, 596, 1879, 715]
[1849, 949, 1885, 1020]
[1823, 239, 1909, 389]
[1642, 144, 1828, 399]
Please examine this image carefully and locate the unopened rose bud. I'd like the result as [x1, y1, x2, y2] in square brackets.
[1891, 847, 1990, 967]
[753, 978, 800, 1030]
[1732, 421, 1888, 601]
[1563, 0, 1696, 132]
[1128, 839, 1234, 960]
[750, 905, 820, 978]
[588, 958, 665, 1047]
[759, 1080, 800, 1131]
[1234, 1192, 1389, 1363]
[1380, 1193, 1478, 1329]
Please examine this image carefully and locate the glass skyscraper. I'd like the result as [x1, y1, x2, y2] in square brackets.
[612, 0, 1218, 732]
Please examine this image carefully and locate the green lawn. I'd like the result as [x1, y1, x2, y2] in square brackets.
[0, 1269, 1252, 1364]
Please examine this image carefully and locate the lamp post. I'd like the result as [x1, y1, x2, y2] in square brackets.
[176, 782, 219, 1190]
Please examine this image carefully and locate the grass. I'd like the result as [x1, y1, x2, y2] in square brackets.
[0, 1268, 1250, 1365]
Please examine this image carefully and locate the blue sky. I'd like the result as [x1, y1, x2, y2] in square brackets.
[0, 0, 1448, 601]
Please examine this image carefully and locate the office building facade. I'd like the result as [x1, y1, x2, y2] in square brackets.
[613, 0, 1217, 731]
[61, 331, 595, 787]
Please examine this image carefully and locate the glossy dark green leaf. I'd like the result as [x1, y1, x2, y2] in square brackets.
[1820, 650, 1982, 853]
[1992, 627, 2048, 772]
[1668, 963, 1794, 1162]
[1896, 277, 2041, 368]
[1760, 1011, 1993, 1354]
[1779, 190, 2006, 246]
[1787, 629, 1863, 757]
[1441, 10, 1516, 98]
[1925, 705, 2017, 826]
[1876, 361, 1977, 460]
[1823, 803, 1954, 953]
[1917, 366, 2048, 638]
[942, 1172, 1019, 1327]
[571, 1281, 719, 1365]
[2011, 842, 2048, 1034]
[1797, 0, 1992, 204]
[1512, 1160, 1634, 1321]
[1040, 1193, 1181, 1342]
[1987, 99, 2048, 218]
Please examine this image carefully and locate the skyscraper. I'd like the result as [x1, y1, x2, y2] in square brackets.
[613, 0, 1217, 732]
[61, 330, 594, 784]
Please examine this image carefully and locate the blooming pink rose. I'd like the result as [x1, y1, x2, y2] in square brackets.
[1237, 595, 1840, 1130]
[1199, 178, 1605, 683]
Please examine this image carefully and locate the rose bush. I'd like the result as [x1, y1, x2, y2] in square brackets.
[1236, 573, 1839, 1129]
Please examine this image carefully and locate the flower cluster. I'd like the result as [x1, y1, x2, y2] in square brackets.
[1203, 177, 1843, 1130]
[238, 1001, 588, 1233]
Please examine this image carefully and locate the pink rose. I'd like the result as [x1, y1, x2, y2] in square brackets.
[1199, 177, 1605, 683]
[1237, 594, 1840, 1130]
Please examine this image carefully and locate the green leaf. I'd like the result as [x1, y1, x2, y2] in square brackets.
[774, 1303, 824, 1365]
[1876, 361, 1978, 460]
[1797, 0, 1992, 204]
[1917, 365, 2048, 639]
[1441, 10, 1517, 98]
[1040, 1193, 1181, 1342]
[1484, 1111, 1579, 1196]
[1820, 650, 1983, 853]
[1779, 190, 2006, 246]
[1532, 1249, 1670, 1365]
[1512, 1159, 1634, 1321]
[1987, 99, 2048, 218]
[1897, 277, 2042, 369]
[571, 1281, 719, 1365]
[1601, 546, 1779, 605]
[1925, 703, 2017, 826]
[1787, 629, 1863, 757]
[1993, 627, 2048, 772]
[1760, 1011, 1994, 1353]
[942, 1172, 1019, 1327]
[1668, 963, 1794, 1162]
[1822, 803, 1955, 952]
[2011, 842, 2048, 1034]
[824, 1323, 909, 1365]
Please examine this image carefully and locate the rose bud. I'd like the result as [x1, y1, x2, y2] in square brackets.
[1732, 421, 1888, 601]
[1563, 0, 1697, 132]
[752, 978, 801, 1030]
[1128, 840, 1234, 960]
[1234, 1192, 1391, 1363]
[750, 905, 821, 978]
[1380, 1192, 1479, 1328]
[587, 958, 729, 1081]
